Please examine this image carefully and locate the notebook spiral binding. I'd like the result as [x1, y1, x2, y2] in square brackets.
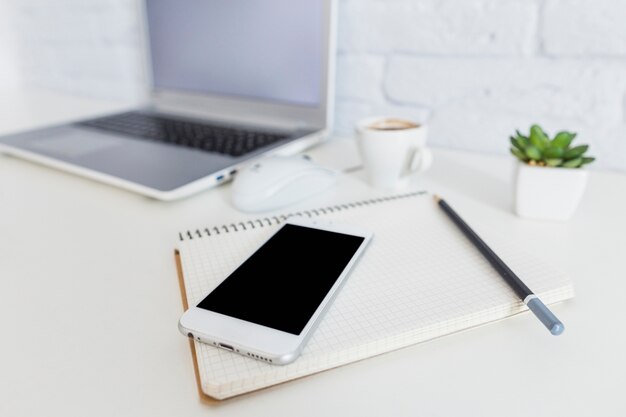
[178, 191, 427, 242]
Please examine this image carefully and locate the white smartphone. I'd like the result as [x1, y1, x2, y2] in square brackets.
[178, 218, 372, 365]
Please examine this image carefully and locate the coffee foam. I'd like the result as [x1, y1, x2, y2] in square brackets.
[368, 118, 419, 131]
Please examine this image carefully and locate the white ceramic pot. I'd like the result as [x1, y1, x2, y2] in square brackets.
[514, 161, 588, 221]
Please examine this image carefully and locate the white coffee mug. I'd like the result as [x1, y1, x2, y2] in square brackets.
[355, 117, 433, 190]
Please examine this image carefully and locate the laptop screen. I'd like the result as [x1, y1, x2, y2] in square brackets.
[145, 0, 323, 107]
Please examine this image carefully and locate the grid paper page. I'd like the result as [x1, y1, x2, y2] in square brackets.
[178, 194, 574, 399]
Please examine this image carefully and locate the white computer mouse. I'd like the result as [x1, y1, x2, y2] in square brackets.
[231, 155, 338, 213]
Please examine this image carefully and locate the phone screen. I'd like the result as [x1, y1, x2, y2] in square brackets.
[197, 224, 366, 335]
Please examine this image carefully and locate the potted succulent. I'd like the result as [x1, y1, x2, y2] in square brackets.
[510, 125, 594, 221]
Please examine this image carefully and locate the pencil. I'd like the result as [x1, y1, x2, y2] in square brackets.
[434, 195, 565, 336]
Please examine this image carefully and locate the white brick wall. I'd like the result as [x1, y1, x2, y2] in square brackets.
[338, 0, 539, 56]
[4, 0, 626, 171]
[9, 0, 146, 101]
[336, 0, 626, 171]
[543, 0, 626, 56]
[0, 0, 20, 88]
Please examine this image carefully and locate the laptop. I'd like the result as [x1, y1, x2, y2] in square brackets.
[0, 0, 336, 200]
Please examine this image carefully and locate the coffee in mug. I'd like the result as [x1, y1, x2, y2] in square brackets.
[368, 119, 420, 131]
[355, 117, 432, 190]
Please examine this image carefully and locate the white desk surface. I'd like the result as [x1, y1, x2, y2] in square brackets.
[1, 89, 625, 417]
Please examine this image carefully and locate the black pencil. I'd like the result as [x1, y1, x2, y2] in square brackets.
[434, 195, 564, 335]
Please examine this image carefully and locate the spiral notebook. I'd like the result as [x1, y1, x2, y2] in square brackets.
[175, 192, 574, 400]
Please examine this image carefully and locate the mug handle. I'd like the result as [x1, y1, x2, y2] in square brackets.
[405, 147, 433, 175]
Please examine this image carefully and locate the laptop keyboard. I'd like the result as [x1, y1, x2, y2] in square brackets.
[78, 112, 289, 157]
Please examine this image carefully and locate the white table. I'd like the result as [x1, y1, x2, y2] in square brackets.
[1, 89, 625, 417]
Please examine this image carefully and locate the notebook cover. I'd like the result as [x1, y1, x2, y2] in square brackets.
[175, 250, 218, 404]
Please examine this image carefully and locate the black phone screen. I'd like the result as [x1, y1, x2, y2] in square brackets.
[197, 224, 366, 335]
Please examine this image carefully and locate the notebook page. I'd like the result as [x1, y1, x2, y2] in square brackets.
[178, 194, 574, 399]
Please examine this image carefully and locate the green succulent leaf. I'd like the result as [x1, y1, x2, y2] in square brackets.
[525, 145, 542, 161]
[510, 147, 528, 161]
[508, 126, 593, 166]
[552, 131, 576, 149]
[562, 157, 583, 168]
[518, 135, 530, 147]
[515, 130, 529, 141]
[529, 125, 549, 150]
[509, 136, 522, 150]
[545, 158, 563, 167]
[543, 146, 564, 159]
[563, 145, 589, 160]
[510, 136, 525, 151]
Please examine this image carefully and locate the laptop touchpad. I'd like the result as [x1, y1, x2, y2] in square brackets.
[26, 130, 124, 159]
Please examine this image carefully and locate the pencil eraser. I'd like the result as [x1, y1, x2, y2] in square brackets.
[527, 298, 565, 336]
[550, 322, 565, 336]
